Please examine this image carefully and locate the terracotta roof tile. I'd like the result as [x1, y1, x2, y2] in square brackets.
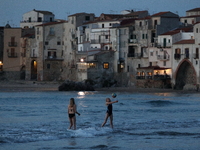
[161, 26, 193, 35]
[36, 21, 66, 26]
[186, 8, 200, 12]
[174, 39, 195, 44]
[151, 11, 169, 17]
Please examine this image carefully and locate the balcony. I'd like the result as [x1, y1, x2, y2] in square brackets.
[31, 54, 37, 58]
[8, 42, 17, 47]
[184, 53, 189, 59]
[136, 75, 171, 80]
[174, 53, 181, 60]
[193, 53, 199, 59]
[8, 52, 17, 58]
[157, 43, 172, 48]
[157, 55, 170, 61]
[127, 53, 141, 58]
[45, 56, 64, 61]
[128, 39, 138, 44]
[136, 76, 145, 79]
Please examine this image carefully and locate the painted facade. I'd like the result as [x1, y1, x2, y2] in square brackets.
[20, 9, 55, 28]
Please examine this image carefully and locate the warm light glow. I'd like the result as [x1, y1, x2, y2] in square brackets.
[33, 61, 37, 67]
[78, 91, 85, 95]
[80, 58, 84, 62]
[0, 61, 3, 66]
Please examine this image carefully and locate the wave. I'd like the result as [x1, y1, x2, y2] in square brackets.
[68, 127, 113, 138]
[145, 100, 177, 107]
[0, 127, 113, 143]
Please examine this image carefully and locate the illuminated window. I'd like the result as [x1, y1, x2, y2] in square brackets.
[103, 62, 109, 69]
[88, 63, 96, 68]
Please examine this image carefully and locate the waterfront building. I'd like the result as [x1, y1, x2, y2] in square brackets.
[3, 26, 34, 79]
[134, 11, 180, 88]
[20, 9, 55, 28]
[171, 22, 200, 90]
[180, 7, 200, 26]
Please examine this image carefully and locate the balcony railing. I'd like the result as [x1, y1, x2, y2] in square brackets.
[8, 42, 17, 47]
[157, 55, 170, 60]
[157, 43, 172, 48]
[45, 56, 64, 61]
[193, 53, 199, 59]
[174, 53, 181, 60]
[136, 75, 171, 80]
[31, 54, 37, 58]
[184, 54, 189, 59]
[8, 52, 17, 58]
[127, 53, 141, 58]
[128, 39, 138, 44]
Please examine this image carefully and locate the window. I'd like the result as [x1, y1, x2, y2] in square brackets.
[57, 41, 61, 45]
[49, 27, 55, 35]
[47, 64, 50, 69]
[185, 48, 189, 59]
[10, 48, 16, 57]
[103, 62, 109, 69]
[163, 61, 166, 66]
[196, 48, 199, 59]
[124, 29, 126, 34]
[38, 17, 42, 22]
[154, 20, 157, 26]
[105, 35, 109, 39]
[142, 34, 145, 39]
[85, 16, 90, 21]
[88, 63, 96, 68]
[139, 22, 142, 27]
[102, 24, 104, 28]
[196, 28, 199, 33]
[37, 28, 39, 35]
[45, 41, 49, 45]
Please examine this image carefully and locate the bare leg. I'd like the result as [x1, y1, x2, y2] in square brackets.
[68, 118, 73, 129]
[72, 117, 76, 130]
[101, 113, 109, 127]
[110, 114, 113, 128]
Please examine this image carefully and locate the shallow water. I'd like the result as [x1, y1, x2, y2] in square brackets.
[0, 90, 200, 150]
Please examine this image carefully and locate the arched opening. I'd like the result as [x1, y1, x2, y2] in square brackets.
[175, 61, 196, 90]
[31, 60, 37, 80]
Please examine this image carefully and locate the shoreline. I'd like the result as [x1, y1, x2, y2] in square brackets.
[0, 80, 198, 93]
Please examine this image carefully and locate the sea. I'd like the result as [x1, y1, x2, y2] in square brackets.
[0, 89, 200, 150]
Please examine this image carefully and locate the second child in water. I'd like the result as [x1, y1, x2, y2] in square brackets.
[101, 97, 118, 128]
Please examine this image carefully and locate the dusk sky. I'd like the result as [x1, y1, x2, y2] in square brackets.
[0, 0, 199, 27]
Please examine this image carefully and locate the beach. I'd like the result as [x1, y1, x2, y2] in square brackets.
[0, 80, 196, 93]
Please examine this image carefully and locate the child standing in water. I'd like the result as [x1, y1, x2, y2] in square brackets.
[101, 93, 118, 128]
[68, 98, 80, 130]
